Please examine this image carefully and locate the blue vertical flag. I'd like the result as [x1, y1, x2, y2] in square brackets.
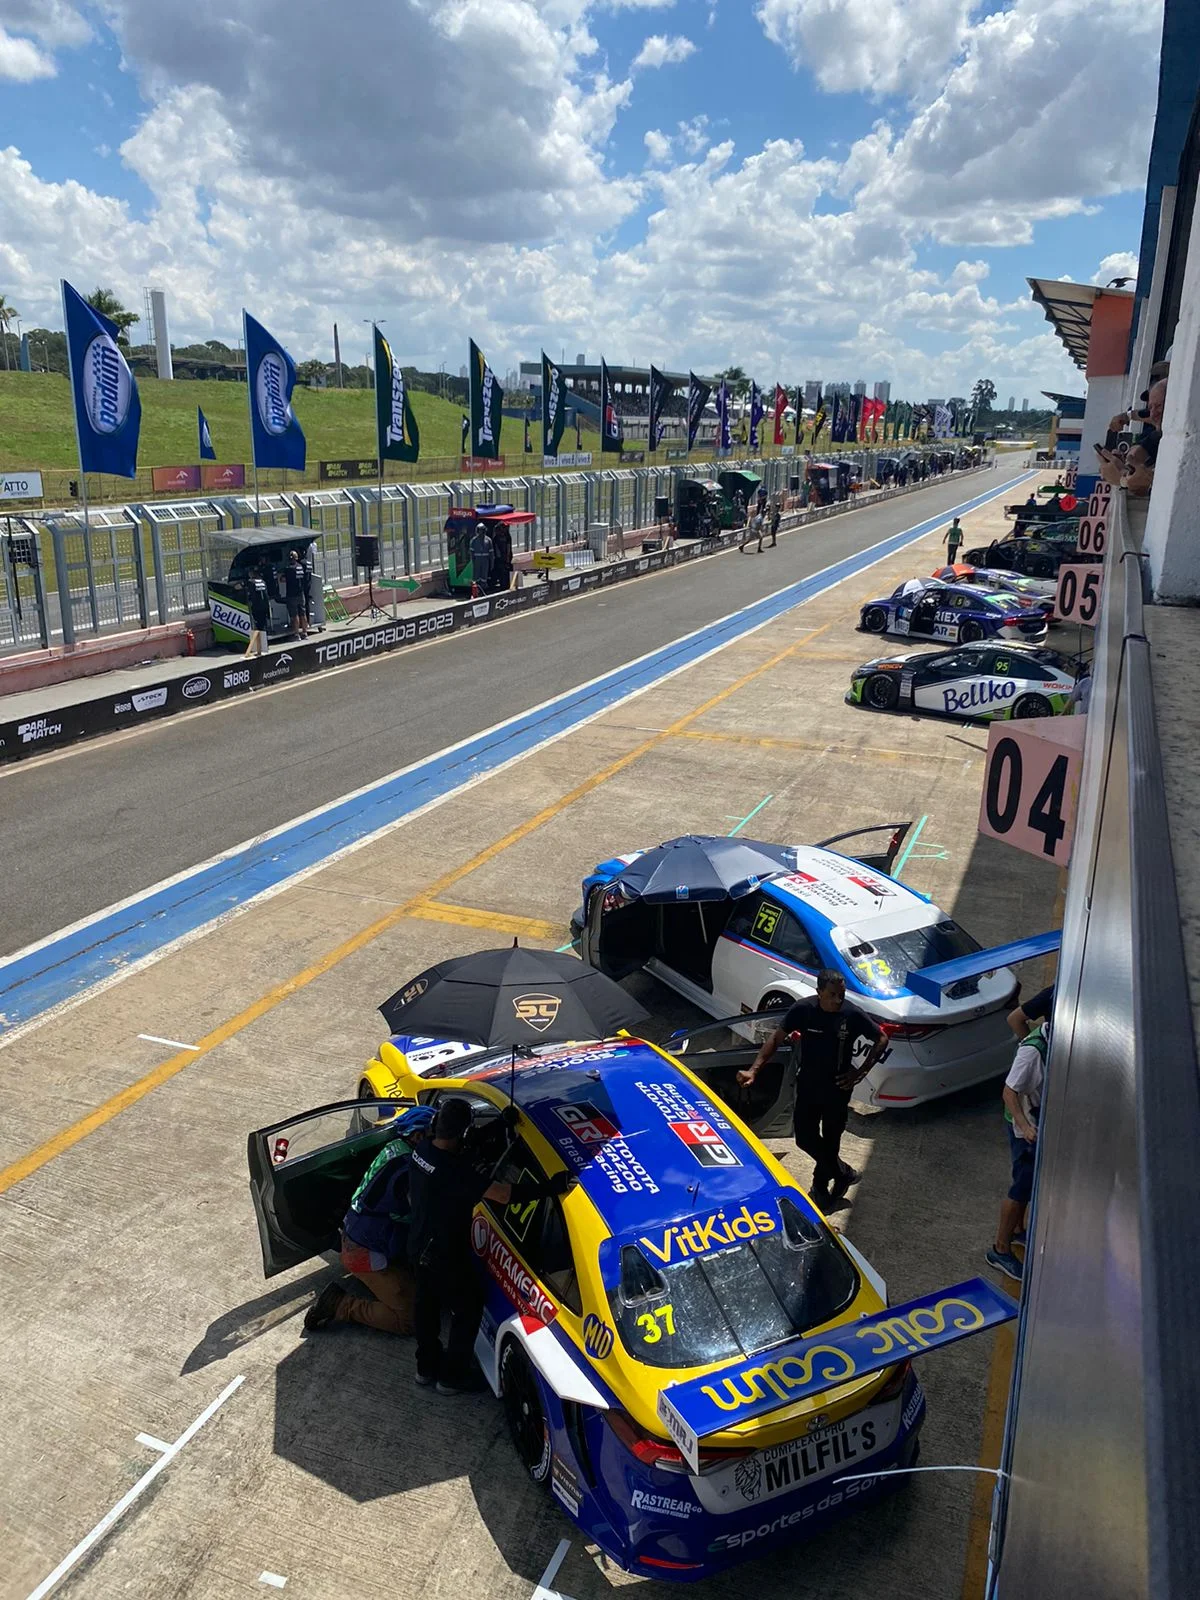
[61, 279, 141, 478]
[198, 407, 216, 461]
[243, 311, 306, 471]
[748, 382, 764, 452]
[716, 381, 731, 451]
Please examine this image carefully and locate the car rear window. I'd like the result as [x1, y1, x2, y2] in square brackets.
[841, 919, 981, 998]
[610, 1196, 859, 1369]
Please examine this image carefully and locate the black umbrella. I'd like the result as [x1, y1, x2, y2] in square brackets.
[611, 834, 799, 903]
[380, 945, 648, 1048]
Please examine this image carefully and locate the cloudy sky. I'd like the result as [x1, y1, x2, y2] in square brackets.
[0, 0, 1163, 399]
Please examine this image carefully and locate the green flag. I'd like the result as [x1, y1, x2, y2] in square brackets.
[469, 337, 504, 459]
[374, 326, 419, 463]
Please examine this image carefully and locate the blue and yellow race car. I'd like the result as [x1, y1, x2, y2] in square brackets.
[859, 578, 1048, 645]
[249, 1036, 1013, 1580]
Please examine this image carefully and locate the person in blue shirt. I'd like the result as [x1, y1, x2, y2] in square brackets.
[304, 1104, 436, 1335]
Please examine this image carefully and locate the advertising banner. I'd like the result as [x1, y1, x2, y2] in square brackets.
[619, 449, 645, 464]
[62, 279, 141, 479]
[152, 465, 202, 493]
[686, 372, 711, 452]
[600, 360, 622, 454]
[244, 311, 306, 472]
[542, 351, 566, 459]
[665, 447, 688, 461]
[0, 471, 43, 500]
[375, 325, 420, 464]
[320, 458, 379, 483]
[201, 463, 246, 490]
[460, 455, 507, 473]
[468, 338, 504, 459]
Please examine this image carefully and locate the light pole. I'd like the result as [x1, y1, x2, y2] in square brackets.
[363, 318, 384, 388]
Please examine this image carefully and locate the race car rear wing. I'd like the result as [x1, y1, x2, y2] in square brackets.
[656, 1276, 1015, 1473]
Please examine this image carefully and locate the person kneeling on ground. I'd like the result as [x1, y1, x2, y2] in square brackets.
[986, 1020, 1048, 1282]
[305, 1104, 436, 1334]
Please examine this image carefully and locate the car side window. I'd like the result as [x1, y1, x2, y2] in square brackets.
[486, 1137, 582, 1316]
[924, 650, 976, 680]
[725, 893, 777, 944]
[770, 908, 819, 969]
[991, 653, 1013, 674]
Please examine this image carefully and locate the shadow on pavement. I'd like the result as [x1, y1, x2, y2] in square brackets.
[180, 1261, 337, 1374]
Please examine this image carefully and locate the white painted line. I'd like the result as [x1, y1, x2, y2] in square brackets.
[531, 1538, 572, 1600]
[134, 1433, 172, 1454]
[0, 470, 1034, 1051]
[137, 1034, 199, 1052]
[23, 1375, 244, 1600]
[259, 1575, 288, 1590]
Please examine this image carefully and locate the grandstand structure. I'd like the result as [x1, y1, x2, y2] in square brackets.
[519, 361, 718, 442]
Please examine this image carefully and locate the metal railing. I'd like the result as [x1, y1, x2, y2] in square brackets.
[0, 447, 981, 657]
[991, 489, 1200, 1598]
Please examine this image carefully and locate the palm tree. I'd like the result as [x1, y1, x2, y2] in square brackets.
[0, 294, 16, 371]
[716, 365, 750, 399]
[85, 287, 139, 347]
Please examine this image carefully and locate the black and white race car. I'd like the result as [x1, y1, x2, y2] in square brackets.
[847, 642, 1077, 721]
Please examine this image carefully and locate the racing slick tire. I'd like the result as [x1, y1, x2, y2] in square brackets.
[959, 620, 984, 643]
[862, 605, 889, 634]
[1012, 693, 1053, 719]
[500, 1341, 552, 1485]
[863, 673, 900, 711]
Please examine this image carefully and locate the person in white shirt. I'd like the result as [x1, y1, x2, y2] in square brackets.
[986, 1022, 1047, 1283]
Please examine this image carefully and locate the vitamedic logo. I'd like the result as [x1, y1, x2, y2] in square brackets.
[83, 333, 132, 435]
[256, 351, 292, 436]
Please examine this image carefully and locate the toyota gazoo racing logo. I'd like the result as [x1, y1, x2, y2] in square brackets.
[181, 676, 211, 700]
[83, 333, 132, 434]
[513, 993, 561, 1033]
[256, 350, 293, 436]
[471, 1213, 558, 1323]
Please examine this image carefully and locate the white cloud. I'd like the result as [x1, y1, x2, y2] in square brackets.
[0, 24, 54, 76]
[643, 128, 672, 163]
[604, 0, 673, 8]
[756, 0, 971, 96]
[0, 0, 90, 47]
[632, 33, 695, 69]
[1093, 249, 1138, 285]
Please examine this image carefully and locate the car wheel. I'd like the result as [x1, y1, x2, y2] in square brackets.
[862, 605, 889, 633]
[760, 991, 792, 1013]
[1012, 692, 1053, 719]
[959, 620, 984, 643]
[864, 673, 900, 711]
[500, 1341, 552, 1484]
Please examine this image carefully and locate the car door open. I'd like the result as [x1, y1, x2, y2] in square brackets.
[247, 1098, 413, 1277]
[668, 1010, 797, 1137]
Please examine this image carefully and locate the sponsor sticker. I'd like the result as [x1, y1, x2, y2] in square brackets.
[132, 687, 168, 713]
[630, 1488, 696, 1520]
[222, 666, 252, 690]
[582, 1313, 615, 1360]
[260, 652, 293, 684]
[551, 1457, 582, 1516]
[113, 700, 132, 714]
[470, 1213, 558, 1324]
[553, 1102, 619, 1145]
[639, 1204, 775, 1265]
[181, 676, 211, 700]
[17, 716, 63, 744]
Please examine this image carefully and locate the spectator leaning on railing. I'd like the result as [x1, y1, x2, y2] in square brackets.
[1096, 363, 1168, 498]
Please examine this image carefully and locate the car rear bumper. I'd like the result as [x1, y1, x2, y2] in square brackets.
[861, 1024, 1015, 1107]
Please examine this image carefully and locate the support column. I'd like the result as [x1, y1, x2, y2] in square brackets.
[1145, 189, 1200, 601]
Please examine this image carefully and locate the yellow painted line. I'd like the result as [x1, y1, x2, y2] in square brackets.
[960, 1283, 1020, 1600]
[407, 900, 559, 942]
[0, 622, 824, 1197]
[676, 728, 969, 766]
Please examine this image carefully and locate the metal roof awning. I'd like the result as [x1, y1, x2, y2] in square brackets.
[906, 930, 1062, 1005]
[1027, 278, 1133, 371]
[202, 525, 323, 549]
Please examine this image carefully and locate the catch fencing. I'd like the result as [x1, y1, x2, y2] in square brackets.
[0, 448, 959, 656]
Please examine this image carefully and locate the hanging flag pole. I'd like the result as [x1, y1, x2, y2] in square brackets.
[61, 281, 90, 544]
[242, 310, 260, 525]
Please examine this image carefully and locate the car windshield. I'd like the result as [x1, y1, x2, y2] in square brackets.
[839, 918, 981, 998]
[609, 1195, 859, 1369]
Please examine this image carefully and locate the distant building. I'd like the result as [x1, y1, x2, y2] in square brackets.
[926, 397, 945, 409]
[575, 352, 586, 366]
[518, 361, 540, 389]
[853, 379, 867, 396]
[1008, 394, 1016, 412]
[873, 380, 891, 402]
[1021, 397, 1029, 411]
[1043, 391, 1085, 457]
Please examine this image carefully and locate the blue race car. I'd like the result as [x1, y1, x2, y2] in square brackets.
[859, 579, 1048, 645]
[250, 1039, 1015, 1580]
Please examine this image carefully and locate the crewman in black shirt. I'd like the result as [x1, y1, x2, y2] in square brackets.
[408, 1097, 567, 1395]
[738, 970, 887, 1208]
[282, 549, 308, 638]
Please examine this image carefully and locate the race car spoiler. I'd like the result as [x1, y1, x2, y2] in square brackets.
[656, 1276, 1016, 1472]
[904, 930, 1061, 1005]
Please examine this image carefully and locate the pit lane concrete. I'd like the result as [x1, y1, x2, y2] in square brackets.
[0, 472, 1050, 1600]
[0, 459, 1034, 957]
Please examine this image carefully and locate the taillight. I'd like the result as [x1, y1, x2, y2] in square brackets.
[876, 1359, 912, 1401]
[877, 1020, 945, 1042]
[605, 1411, 748, 1473]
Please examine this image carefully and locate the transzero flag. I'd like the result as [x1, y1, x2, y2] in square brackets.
[374, 325, 420, 463]
[541, 351, 566, 458]
[468, 338, 503, 459]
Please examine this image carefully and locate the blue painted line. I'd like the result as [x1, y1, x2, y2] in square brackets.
[0, 470, 1032, 1036]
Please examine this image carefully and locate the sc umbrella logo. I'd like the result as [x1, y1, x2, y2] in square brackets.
[84, 333, 133, 434]
[256, 351, 293, 436]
